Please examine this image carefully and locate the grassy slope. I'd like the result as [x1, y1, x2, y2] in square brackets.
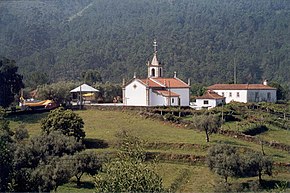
[7, 109, 290, 192]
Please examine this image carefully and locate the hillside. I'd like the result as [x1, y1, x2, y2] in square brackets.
[7, 107, 290, 192]
[0, 0, 290, 88]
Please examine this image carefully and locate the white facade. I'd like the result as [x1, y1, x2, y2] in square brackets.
[214, 90, 248, 103]
[123, 80, 148, 106]
[208, 84, 277, 104]
[194, 98, 224, 110]
[171, 88, 190, 106]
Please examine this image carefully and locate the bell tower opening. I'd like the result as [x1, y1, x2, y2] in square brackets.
[151, 68, 155, 77]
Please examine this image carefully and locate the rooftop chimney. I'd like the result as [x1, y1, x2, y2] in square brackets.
[174, 71, 177, 78]
[263, 79, 268, 86]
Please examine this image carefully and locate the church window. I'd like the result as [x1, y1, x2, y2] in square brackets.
[229, 92, 232, 97]
[172, 98, 174, 103]
[237, 92, 240, 97]
[159, 68, 162, 77]
[133, 84, 137, 89]
[204, 100, 209, 104]
[151, 68, 155, 77]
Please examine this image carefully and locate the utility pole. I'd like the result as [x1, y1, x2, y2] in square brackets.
[234, 57, 237, 84]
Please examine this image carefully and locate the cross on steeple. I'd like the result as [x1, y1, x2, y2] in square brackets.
[153, 39, 157, 53]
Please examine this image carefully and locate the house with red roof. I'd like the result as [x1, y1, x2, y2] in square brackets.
[193, 90, 225, 110]
[207, 81, 277, 104]
[122, 41, 190, 107]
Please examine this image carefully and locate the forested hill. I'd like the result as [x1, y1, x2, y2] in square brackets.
[1, 0, 290, 87]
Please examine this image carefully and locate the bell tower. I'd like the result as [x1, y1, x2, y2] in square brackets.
[147, 40, 163, 78]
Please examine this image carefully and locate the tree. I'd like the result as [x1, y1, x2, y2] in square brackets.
[14, 125, 29, 142]
[24, 72, 49, 89]
[242, 152, 273, 185]
[192, 114, 221, 142]
[72, 151, 102, 187]
[37, 81, 77, 105]
[0, 57, 24, 108]
[207, 144, 242, 183]
[95, 131, 164, 192]
[41, 107, 85, 141]
[0, 108, 14, 192]
[30, 157, 74, 192]
[12, 131, 84, 192]
[81, 69, 102, 85]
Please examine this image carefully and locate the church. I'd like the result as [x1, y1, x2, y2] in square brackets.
[122, 41, 190, 107]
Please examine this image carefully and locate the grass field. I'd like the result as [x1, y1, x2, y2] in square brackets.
[7, 109, 290, 192]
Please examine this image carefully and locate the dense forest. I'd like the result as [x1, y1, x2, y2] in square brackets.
[0, 0, 289, 89]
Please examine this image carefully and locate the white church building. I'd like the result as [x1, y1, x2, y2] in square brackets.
[122, 41, 190, 107]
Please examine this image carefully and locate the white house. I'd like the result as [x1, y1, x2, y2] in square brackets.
[193, 90, 225, 110]
[123, 41, 190, 107]
[207, 81, 277, 104]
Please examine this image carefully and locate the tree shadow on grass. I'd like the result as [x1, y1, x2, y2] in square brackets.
[78, 181, 95, 189]
[240, 179, 290, 192]
[8, 112, 48, 124]
[212, 139, 248, 147]
[84, 138, 109, 149]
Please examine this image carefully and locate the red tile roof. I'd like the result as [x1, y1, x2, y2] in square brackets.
[152, 78, 190, 88]
[139, 77, 190, 88]
[155, 90, 180, 97]
[139, 79, 162, 88]
[196, 90, 225, 99]
[207, 84, 276, 90]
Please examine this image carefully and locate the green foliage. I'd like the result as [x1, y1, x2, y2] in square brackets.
[1, 0, 289, 99]
[14, 125, 29, 142]
[41, 107, 85, 141]
[71, 151, 102, 187]
[116, 130, 146, 162]
[24, 71, 50, 89]
[0, 57, 24, 108]
[190, 83, 206, 97]
[163, 113, 181, 123]
[29, 131, 84, 158]
[95, 131, 164, 192]
[207, 144, 241, 182]
[95, 160, 163, 193]
[242, 152, 273, 184]
[12, 132, 83, 192]
[0, 109, 14, 192]
[37, 81, 77, 104]
[94, 82, 122, 103]
[192, 114, 221, 142]
[30, 157, 74, 192]
[81, 69, 102, 85]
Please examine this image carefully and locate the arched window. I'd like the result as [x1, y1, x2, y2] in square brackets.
[151, 68, 155, 77]
[159, 68, 162, 77]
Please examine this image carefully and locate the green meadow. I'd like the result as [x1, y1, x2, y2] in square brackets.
[8, 109, 290, 192]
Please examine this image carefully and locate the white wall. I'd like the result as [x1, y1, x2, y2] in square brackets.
[213, 90, 248, 103]
[195, 99, 217, 109]
[247, 90, 277, 103]
[171, 88, 190, 106]
[150, 90, 165, 106]
[150, 90, 179, 106]
[124, 80, 147, 106]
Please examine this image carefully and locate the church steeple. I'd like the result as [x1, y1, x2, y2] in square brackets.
[147, 39, 163, 78]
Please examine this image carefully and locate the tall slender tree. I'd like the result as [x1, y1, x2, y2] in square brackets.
[0, 57, 24, 108]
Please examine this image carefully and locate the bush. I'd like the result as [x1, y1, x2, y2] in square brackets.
[41, 107, 85, 141]
[163, 113, 180, 123]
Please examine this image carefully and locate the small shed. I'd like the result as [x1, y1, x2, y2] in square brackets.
[70, 84, 99, 104]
